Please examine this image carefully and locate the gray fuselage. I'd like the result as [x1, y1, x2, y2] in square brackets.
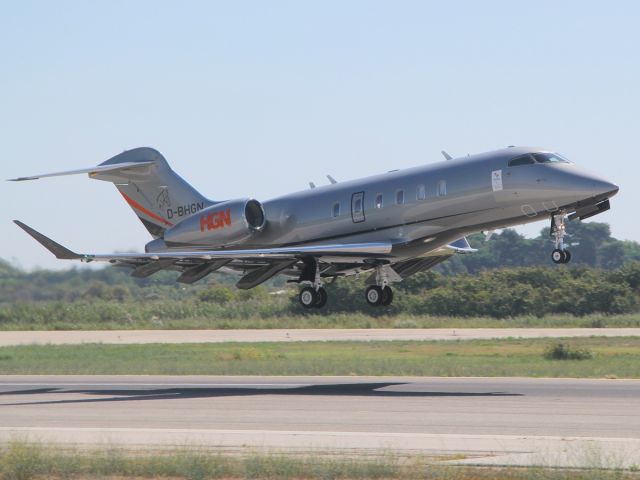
[222, 146, 617, 260]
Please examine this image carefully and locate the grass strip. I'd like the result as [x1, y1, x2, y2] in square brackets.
[0, 337, 639, 377]
[1, 441, 639, 480]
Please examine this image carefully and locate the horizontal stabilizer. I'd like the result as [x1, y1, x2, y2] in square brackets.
[8, 161, 154, 182]
[13, 220, 81, 259]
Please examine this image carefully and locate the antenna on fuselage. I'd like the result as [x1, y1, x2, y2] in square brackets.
[309, 182, 316, 189]
[441, 150, 453, 161]
[326, 175, 337, 184]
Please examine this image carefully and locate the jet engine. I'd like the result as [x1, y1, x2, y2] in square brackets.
[163, 198, 265, 247]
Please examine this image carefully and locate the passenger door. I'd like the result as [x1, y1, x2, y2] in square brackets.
[351, 191, 365, 223]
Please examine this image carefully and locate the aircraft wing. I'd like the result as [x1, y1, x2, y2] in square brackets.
[14, 221, 473, 288]
[15, 220, 391, 261]
[14, 220, 393, 287]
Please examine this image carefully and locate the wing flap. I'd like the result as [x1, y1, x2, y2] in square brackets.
[131, 259, 177, 278]
[177, 260, 231, 284]
[236, 260, 297, 289]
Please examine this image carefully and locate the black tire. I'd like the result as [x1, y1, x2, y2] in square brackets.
[365, 285, 383, 306]
[299, 287, 317, 309]
[551, 249, 564, 264]
[314, 287, 328, 308]
[562, 249, 571, 263]
[381, 286, 394, 306]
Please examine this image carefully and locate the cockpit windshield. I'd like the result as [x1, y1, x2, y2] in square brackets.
[508, 155, 535, 167]
[508, 152, 572, 167]
[532, 152, 572, 164]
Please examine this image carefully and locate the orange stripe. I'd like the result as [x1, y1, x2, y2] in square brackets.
[120, 192, 173, 227]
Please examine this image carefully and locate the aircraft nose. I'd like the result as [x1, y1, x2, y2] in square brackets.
[567, 171, 619, 200]
[585, 177, 619, 199]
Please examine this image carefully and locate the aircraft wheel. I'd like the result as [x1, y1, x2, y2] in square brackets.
[551, 249, 564, 264]
[365, 285, 383, 306]
[314, 287, 328, 308]
[381, 286, 394, 306]
[299, 287, 317, 309]
[562, 249, 571, 263]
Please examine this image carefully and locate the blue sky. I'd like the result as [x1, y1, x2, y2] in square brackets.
[2, 1, 638, 269]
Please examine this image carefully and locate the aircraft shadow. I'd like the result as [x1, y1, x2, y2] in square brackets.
[0, 382, 522, 407]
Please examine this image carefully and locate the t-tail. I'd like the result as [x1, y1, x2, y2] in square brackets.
[9, 147, 214, 238]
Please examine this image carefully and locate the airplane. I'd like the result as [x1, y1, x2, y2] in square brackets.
[10, 146, 618, 308]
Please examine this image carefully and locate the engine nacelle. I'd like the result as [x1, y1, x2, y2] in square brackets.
[163, 198, 265, 247]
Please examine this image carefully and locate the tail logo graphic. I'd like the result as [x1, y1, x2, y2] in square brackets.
[156, 188, 171, 210]
[200, 209, 232, 232]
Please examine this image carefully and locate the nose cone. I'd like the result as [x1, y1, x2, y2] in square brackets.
[597, 179, 619, 198]
[572, 172, 619, 200]
[550, 164, 618, 202]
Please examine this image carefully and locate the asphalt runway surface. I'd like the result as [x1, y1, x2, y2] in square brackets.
[1, 375, 639, 468]
[1, 327, 639, 345]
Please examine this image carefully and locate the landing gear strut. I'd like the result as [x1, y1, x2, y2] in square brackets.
[298, 258, 328, 309]
[550, 212, 571, 264]
[365, 265, 395, 307]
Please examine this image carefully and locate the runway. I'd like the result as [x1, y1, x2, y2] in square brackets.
[1, 375, 639, 468]
[1, 327, 639, 346]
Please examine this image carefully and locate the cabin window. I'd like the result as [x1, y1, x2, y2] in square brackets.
[416, 184, 426, 200]
[396, 189, 405, 205]
[436, 180, 447, 197]
[375, 193, 383, 208]
[332, 202, 340, 218]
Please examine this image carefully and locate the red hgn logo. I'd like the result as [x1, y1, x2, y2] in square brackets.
[200, 209, 232, 232]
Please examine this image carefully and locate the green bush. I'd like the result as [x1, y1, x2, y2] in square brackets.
[0, 260, 638, 321]
[544, 343, 594, 360]
[198, 285, 235, 304]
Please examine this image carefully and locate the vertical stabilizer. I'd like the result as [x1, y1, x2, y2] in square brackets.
[93, 148, 213, 237]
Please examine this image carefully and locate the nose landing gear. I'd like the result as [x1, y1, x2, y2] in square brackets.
[550, 212, 571, 264]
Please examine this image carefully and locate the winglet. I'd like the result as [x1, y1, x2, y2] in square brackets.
[13, 221, 82, 259]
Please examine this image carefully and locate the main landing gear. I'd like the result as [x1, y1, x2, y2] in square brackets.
[365, 285, 393, 307]
[550, 212, 571, 264]
[364, 265, 395, 307]
[298, 258, 328, 309]
[299, 286, 327, 309]
[297, 259, 396, 309]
